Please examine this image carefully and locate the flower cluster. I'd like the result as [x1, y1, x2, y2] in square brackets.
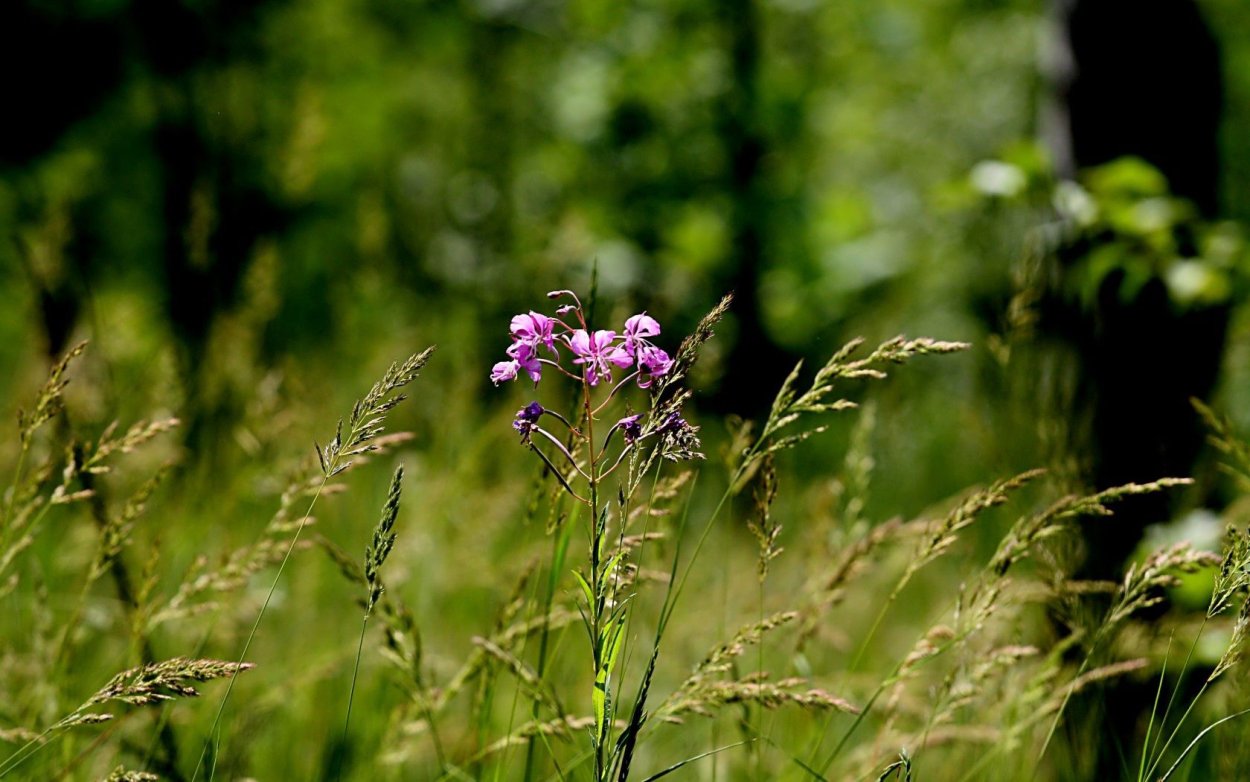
[494, 290, 702, 506]
[490, 291, 673, 389]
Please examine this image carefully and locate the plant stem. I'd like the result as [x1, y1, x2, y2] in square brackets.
[192, 474, 330, 782]
[1139, 631, 1174, 782]
[1156, 707, 1250, 781]
[1142, 616, 1207, 779]
[1144, 679, 1211, 781]
[523, 523, 572, 782]
[334, 613, 370, 782]
[0, 443, 30, 541]
[582, 381, 608, 782]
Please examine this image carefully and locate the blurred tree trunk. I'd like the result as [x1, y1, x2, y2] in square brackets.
[1043, 0, 1225, 574]
[1041, 0, 1225, 775]
[1047, 0, 1223, 216]
[135, 0, 289, 455]
[711, 0, 796, 415]
[2, 3, 120, 361]
[8, 0, 286, 454]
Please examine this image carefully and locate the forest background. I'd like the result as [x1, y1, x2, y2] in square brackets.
[4, 0, 1250, 780]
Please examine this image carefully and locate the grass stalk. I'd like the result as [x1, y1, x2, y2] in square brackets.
[334, 613, 370, 782]
[192, 474, 329, 782]
[1138, 632, 1174, 782]
[1156, 706, 1250, 781]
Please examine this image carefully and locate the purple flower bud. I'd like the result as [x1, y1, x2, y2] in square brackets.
[513, 401, 545, 437]
[616, 413, 643, 444]
[657, 410, 702, 461]
[658, 411, 686, 433]
[491, 361, 519, 385]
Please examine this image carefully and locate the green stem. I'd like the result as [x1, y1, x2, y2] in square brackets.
[1, 441, 31, 536]
[523, 524, 571, 782]
[334, 613, 370, 782]
[1142, 617, 1207, 779]
[1138, 631, 1174, 782]
[1156, 706, 1250, 781]
[581, 382, 608, 782]
[0, 487, 52, 583]
[192, 475, 330, 782]
[657, 449, 756, 636]
[1144, 679, 1210, 782]
[755, 578, 765, 777]
[848, 579, 907, 672]
[0, 725, 57, 778]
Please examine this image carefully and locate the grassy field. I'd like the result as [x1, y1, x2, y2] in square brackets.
[1, 284, 1249, 782]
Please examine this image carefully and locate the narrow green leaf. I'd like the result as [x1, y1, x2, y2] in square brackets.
[572, 570, 594, 609]
[639, 741, 751, 782]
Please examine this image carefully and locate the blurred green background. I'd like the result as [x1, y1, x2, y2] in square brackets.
[5, 0, 1250, 778]
[5, 0, 1250, 534]
[4, 0, 1250, 434]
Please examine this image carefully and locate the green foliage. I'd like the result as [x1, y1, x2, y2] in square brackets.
[5, 0, 1250, 779]
[970, 151, 1249, 311]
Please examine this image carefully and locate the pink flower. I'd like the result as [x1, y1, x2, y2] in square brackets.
[568, 329, 633, 386]
[506, 341, 543, 383]
[510, 311, 556, 353]
[490, 361, 519, 385]
[635, 345, 672, 389]
[491, 342, 543, 385]
[623, 313, 661, 354]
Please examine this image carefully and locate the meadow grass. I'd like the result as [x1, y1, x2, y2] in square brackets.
[0, 297, 1248, 781]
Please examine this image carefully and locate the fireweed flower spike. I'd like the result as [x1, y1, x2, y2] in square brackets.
[489, 291, 708, 782]
[489, 292, 700, 483]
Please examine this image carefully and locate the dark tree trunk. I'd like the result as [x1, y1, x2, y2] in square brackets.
[710, 0, 797, 416]
[1047, 0, 1223, 217]
[1041, 1, 1226, 776]
[1043, 0, 1225, 576]
[134, 0, 290, 454]
[8, 0, 288, 454]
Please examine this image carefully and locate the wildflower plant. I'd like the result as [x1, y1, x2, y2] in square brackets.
[490, 290, 703, 780]
[489, 291, 975, 780]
